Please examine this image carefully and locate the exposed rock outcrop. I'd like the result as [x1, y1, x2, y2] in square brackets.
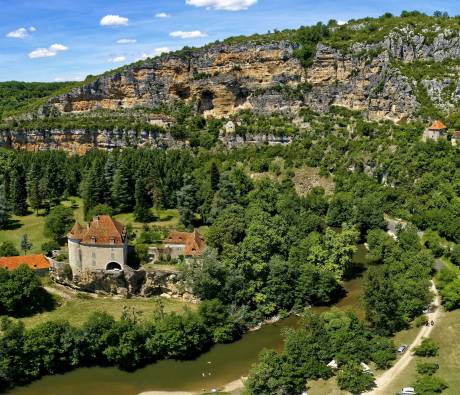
[50, 262, 196, 301]
[4, 25, 460, 153]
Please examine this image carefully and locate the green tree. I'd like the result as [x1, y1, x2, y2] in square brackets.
[416, 362, 439, 376]
[44, 205, 74, 243]
[20, 235, 32, 255]
[81, 159, 107, 217]
[10, 164, 28, 216]
[414, 338, 439, 357]
[414, 375, 448, 394]
[246, 349, 305, 395]
[363, 265, 404, 335]
[177, 174, 198, 229]
[0, 265, 54, 316]
[134, 176, 151, 222]
[0, 241, 19, 257]
[0, 178, 11, 230]
[439, 278, 460, 311]
[336, 361, 375, 394]
[111, 162, 134, 213]
[210, 162, 220, 192]
[27, 162, 42, 214]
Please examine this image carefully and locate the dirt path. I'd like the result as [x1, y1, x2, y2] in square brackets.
[367, 281, 441, 395]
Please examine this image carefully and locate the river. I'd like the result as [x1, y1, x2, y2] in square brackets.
[8, 246, 368, 395]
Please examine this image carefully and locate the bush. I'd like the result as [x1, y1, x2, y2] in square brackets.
[414, 338, 439, 357]
[41, 241, 60, 256]
[0, 241, 19, 257]
[414, 315, 429, 327]
[414, 375, 448, 394]
[416, 362, 439, 376]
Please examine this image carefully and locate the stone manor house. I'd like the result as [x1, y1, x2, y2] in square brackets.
[67, 215, 128, 274]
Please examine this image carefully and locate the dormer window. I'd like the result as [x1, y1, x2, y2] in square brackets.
[91, 236, 97, 243]
[110, 237, 115, 244]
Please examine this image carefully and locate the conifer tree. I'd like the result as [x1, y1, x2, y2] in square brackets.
[210, 162, 220, 192]
[104, 154, 117, 204]
[20, 234, 32, 255]
[27, 162, 42, 214]
[11, 164, 28, 216]
[134, 176, 151, 222]
[177, 174, 198, 229]
[81, 159, 107, 217]
[111, 162, 133, 213]
[0, 178, 11, 230]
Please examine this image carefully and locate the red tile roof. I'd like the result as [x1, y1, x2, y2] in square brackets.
[429, 120, 447, 131]
[68, 215, 126, 246]
[0, 255, 50, 271]
[164, 229, 206, 256]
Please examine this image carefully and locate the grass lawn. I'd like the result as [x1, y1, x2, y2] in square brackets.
[114, 208, 180, 231]
[0, 196, 180, 255]
[19, 295, 195, 328]
[0, 212, 52, 254]
[384, 308, 460, 395]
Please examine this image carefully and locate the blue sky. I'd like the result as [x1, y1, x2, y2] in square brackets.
[1, 0, 459, 82]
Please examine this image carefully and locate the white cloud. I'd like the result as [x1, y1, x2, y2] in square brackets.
[109, 56, 127, 63]
[28, 43, 68, 59]
[54, 75, 84, 82]
[100, 15, 129, 26]
[117, 38, 137, 44]
[155, 47, 170, 54]
[29, 26, 37, 32]
[185, 0, 257, 11]
[170, 30, 207, 39]
[337, 20, 347, 26]
[49, 43, 68, 52]
[155, 12, 170, 18]
[6, 27, 29, 39]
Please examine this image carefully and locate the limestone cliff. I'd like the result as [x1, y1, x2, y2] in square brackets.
[4, 22, 460, 152]
[39, 27, 460, 122]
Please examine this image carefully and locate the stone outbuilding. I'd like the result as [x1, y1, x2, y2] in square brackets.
[424, 120, 447, 141]
[67, 215, 128, 274]
[149, 229, 206, 263]
[452, 131, 460, 146]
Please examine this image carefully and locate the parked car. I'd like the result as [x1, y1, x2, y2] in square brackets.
[397, 344, 408, 353]
[400, 387, 416, 394]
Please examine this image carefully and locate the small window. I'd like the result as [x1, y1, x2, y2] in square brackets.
[92, 260, 96, 267]
[111, 252, 115, 259]
[92, 252, 96, 258]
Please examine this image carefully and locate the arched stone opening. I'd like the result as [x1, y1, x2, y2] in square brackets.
[106, 261, 123, 271]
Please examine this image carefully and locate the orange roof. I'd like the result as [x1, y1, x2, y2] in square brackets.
[0, 255, 50, 271]
[68, 215, 126, 246]
[164, 229, 206, 256]
[429, 120, 447, 131]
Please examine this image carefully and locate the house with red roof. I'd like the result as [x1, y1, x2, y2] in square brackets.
[424, 120, 447, 141]
[149, 229, 206, 263]
[67, 215, 128, 274]
[0, 255, 51, 275]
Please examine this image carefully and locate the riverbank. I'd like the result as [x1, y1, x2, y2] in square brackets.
[137, 377, 246, 395]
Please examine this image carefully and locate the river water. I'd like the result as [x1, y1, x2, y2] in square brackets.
[8, 247, 367, 395]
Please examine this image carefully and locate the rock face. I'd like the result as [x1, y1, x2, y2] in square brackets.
[5, 26, 460, 153]
[51, 262, 195, 301]
[40, 29, 460, 122]
[0, 129, 187, 154]
[42, 41, 305, 118]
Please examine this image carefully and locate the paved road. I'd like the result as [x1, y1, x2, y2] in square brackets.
[367, 281, 440, 395]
